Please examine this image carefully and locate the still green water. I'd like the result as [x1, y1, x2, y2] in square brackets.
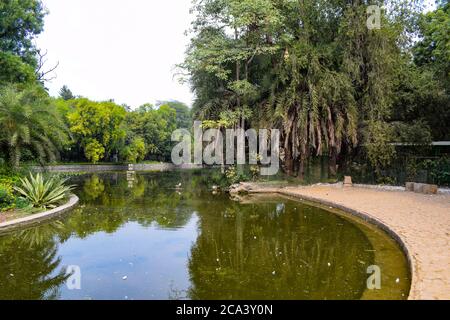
[0, 170, 410, 300]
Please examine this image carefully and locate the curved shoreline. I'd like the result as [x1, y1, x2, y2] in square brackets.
[0, 195, 79, 234]
[247, 184, 450, 300]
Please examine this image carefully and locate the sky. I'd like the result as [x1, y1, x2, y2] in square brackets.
[36, 0, 194, 108]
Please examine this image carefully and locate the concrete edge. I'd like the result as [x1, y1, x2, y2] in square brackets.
[312, 182, 449, 194]
[249, 188, 418, 300]
[32, 163, 203, 173]
[0, 195, 79, 234]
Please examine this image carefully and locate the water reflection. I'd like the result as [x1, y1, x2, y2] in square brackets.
[0, 223, 69, 300]
[187, 199, 373, 300]
[0, 170, 409, 300]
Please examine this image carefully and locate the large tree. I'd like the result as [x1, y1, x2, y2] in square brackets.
[124, 104, 177, 161]
[0, 0, 47, 85]
[156, 100, 192, 129]
[182, 0, 429, 176]
[67, 99, 127, 163]
[0, 85, 68, 167]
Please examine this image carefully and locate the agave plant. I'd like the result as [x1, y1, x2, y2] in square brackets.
[14, 173, 75, 210]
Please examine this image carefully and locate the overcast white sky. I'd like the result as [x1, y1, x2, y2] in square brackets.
[36, 0, 194, 108]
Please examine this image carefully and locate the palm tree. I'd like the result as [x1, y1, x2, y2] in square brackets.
[263, 45, 358, 177]
[0, 85, 68, 168]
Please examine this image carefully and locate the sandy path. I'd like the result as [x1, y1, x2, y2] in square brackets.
[249, 184, 450, 300]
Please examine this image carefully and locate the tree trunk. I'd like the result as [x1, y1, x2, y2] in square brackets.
[298, 157, 306, 179]
[329, 148, 337, 177]
[285, 147, 295, 176]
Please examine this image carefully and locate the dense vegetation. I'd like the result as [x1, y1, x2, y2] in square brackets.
[0, 0, 449, 214]
[0, 1, 191, 213]
[180, 0, 449, 180]
[0, 0, 191, 168]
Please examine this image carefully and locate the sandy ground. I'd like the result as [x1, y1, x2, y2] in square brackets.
[250, 184, 450, 300]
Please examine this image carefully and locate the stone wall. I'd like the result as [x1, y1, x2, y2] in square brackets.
[32, 163, 203, 173]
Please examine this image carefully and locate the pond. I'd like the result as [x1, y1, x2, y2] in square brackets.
[0, 170, 410, 300]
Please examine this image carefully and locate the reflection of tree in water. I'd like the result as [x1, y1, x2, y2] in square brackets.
[82, 174, 105, 201]
[0, 224, 69, 300]
[61, 171, 205, 237]
[0, 171, 215, 300]
[187, 199, 375, 300]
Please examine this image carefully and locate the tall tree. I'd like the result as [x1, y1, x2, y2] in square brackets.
[156, 100, 192, 129]
[58, 85, 75, 101]
[0, 85, 68, 167]
[0, 0, 47, 85]
[182, 0, 428, 176]
[67, 99, 127, 163]
[124, 104, 177, 161]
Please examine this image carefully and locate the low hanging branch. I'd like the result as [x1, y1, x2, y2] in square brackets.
[35, 49, 59, 82]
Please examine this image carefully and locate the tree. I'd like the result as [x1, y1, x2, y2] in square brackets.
[0, 0, 47, 85]
[182, 0, 428, 176]
[414, 1, 450, 88]
[59, 85, 75, 101]
[408, 2, 450, 140]
[0, 85, 68, 167]
[121, 137, 146, 163]
[0, 0, 46, 63]
[84, 139, 105, 164]
[156, 100, 192, 129]
[0, 52, 36, 85]
[67, 98, 126, 163]
[124, 104, 177, 161]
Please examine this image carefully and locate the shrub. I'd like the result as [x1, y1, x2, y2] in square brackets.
[14, 173, 75, 210]
[84, 139, 105, 164]
[225, 166, 251, 185]
[122, 137, 146, 163]
[0, 183, 15, 211]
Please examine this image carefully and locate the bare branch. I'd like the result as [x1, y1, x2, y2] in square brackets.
[35, 49, 59, 82]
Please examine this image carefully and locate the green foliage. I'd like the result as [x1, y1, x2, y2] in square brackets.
[181, 0, 450, 178]
[58, 85, 75, 101]
[84, 139, 105, 164]
[0, 183, 15, 211]
[414, 2, 450, 87]
[0, 0, 46, 62]
[249, 165, 260, 181]
[365, 121, 396, 170]
[157, 100, 192, 129]
[67, 98, 126, 162]
[124, 104, 177, 161]
[407, 156, 450, 186]
[0, 85, 69, 167]
[225, 166, 250, 185]
[408, 2, 450, 140]
[0, 52, 36, 85]
[14, 173, 75, 210]
[422, 157, 450, 186]
[121, 137, 146, 163]
[0, 0, 46, 86]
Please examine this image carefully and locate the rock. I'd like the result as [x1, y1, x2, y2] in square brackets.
[422, 184, 438, 195]
[405, 182, 415, 192]
[343, 176, 353, 187]
[409, 182, 438, 194]
[228, 183, 249, 195]
[240, 182, 253, 191]
[413, 183, 425, 193]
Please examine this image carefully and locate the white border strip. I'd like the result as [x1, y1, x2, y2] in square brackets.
[0, 195, 79, 233]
